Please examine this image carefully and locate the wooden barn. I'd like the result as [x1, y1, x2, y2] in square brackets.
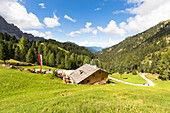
[70, 64, 110, 84]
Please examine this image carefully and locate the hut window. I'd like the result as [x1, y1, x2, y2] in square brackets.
[79, 70, 84, 74]
[87, 80, 90, 83]
[102, 77, 104, 80]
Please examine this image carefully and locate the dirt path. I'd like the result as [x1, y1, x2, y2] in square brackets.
[108, 73, 155, 87]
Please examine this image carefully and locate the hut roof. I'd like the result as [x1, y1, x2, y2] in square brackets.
[70, 64, 110, 84]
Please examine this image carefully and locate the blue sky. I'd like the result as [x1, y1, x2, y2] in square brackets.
[0, 0, 170, 47]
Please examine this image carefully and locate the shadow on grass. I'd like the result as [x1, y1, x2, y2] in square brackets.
[107, 80, 116, 84]
[123, 77, 128, 79]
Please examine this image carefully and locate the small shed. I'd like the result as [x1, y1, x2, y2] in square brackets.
[70, 64, 110, 84]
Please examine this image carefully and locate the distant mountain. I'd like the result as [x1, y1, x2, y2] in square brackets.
[85, 46, 104, 53]
[95, 19, 170, 73]
[0, 16, 43, 41]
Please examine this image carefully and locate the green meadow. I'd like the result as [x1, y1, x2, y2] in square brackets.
[0, 65, 170, 113]
[110, 73, 147, 84]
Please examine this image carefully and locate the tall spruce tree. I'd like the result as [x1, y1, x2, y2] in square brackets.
[19, 36, 28, 61]
[49, 53, 55, 67]
[14, 46, 20, 61]
[26, 48, 36, 63]
[65, 55, 69, 69]
[43, 45, 48, 65]
[119, 62, 124, 77]
[0, 40, 9, 63]
[47, 50, 51, 66]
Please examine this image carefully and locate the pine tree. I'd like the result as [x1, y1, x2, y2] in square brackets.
[38, 44, 43, 54]
[46, 50, 51, 66]
[43, 45, 48, 65]
[36, 41, 40, 48]
[19, 36, 28, 61]
[0, 40, 9, 63]
[56, 52, 61, 66]
[4, 32, 10, 41]
[26, 48, 36, 63]
[60, 57, 65, 68]
[8, 42, 15, 59]
[70, 53, 76, 69]
[14, 46, 20, 61]
[83, 56, 90, 65]
[67, 57, 73, 70]
[119, 62, 124, 77]
[49, 53, 55, 67]
[65, 55, 69, 69]
[0, 33, 4, 40]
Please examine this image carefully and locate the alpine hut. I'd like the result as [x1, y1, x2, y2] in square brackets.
[70, 64, 110, 84]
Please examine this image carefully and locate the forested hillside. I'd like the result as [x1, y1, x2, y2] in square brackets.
[0, 32, 93, 69]
[96, 20, 170, 80]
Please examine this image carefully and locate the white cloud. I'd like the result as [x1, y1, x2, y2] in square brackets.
[77, 38, 121, 48]
[45, 31, 54, 39]
[64, 15, 76, 22]
[97, 20, 126, 37]
[23, 30, 54, 39]
[67, 22, 97, 37]
[94, 8, 101, 11]
[120, 0, 170, 33]
[38, 3, 45, 8]
[0, 0, 43, 29]
[113, 10, 127, 14]
[57, 29, 64, 32]
[127, 0, 145, 5]
[43, 13, 61, 28]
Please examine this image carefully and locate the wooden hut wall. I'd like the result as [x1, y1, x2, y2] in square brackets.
[80, 70, 108, 84]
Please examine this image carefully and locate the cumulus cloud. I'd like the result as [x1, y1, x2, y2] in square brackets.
[57, 29, 64, 32]
[67, 22, 97, 37]
[127, 0, 145, 5]
[23, 30, 54, 39]
[64, 15, 76, 22]
[112, 10, 128, 14]
[77, 38, 121, 48]
[94, 8, 101, 11]
[97, 20, 126, 37]
[120, 0, 170, 33]
[0, 0, 43, 29]
[43, 13, 61, 28]
[38, 3, 45, 8]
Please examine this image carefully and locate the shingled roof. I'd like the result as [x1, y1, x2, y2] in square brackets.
[70, 64, 110, 84]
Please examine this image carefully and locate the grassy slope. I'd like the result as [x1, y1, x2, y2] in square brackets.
[0, 66, 170, 113]
[0, 59, 28, 65]
[0, 59, 64, 70]
[110, 73, 147, 84]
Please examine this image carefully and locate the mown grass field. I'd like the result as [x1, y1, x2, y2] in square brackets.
[0, 65, 170, 113]
[110, 73, 147, 84]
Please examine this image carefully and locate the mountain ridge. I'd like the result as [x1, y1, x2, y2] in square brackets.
[0, 16, 43, 41]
